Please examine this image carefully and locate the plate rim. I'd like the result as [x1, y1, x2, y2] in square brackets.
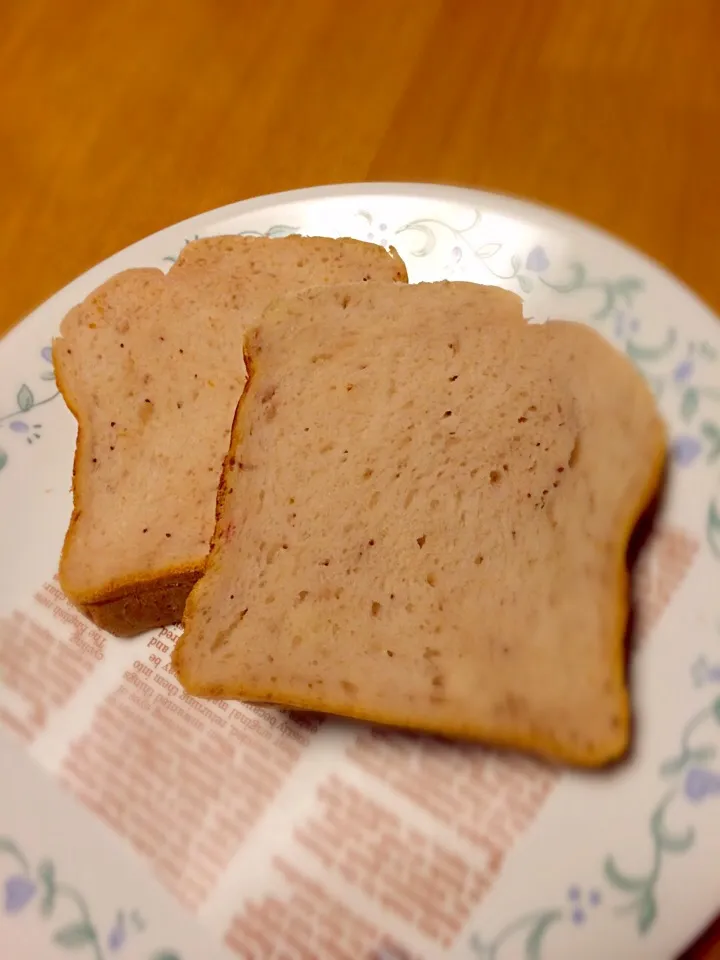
[4, 182, 717, 350]
[1, 180, 719, 960]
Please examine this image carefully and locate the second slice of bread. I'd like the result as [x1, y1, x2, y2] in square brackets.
[174, 281, 666, 766]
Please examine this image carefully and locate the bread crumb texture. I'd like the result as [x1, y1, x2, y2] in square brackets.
[52, 236, 407, 635]
[175, 281, 666, 767]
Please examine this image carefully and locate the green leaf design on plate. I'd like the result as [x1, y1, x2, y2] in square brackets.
[394, 220, 436, 256]
[651, 804, 695, 853]
[517, 274, 533, 294]
[510, 253, 522, 274]
[655, 827, 695, 853]
[708, 501, 720, 559]
[660, 745, 717, 775]
[681, 387, 700, 422]
[52, 919, 96, 948]
[266, 224, 299, 238]
[625, 328, 677, 363]
[604, 855, 646, 892]
[659, 755, 686, 777]
[37, 859, 56, 916]
[606, 792, 693, 936]
[698, 340, 718, 361]
[40, 369, 56, 381]
[474, 242, 502, 258]
[17, 384, 34, 412]
[661, 744, 715, 777]
[539, 261, 586, 294]
[0, 834, 174, 958]
[614, 276, 645, 303]
[701, 421, 720, 463]
[0, 837, 30, 871]
[712, 696, 720, 724]
[659, 705, 716, 777]
[0, 449, 7, 472]
[525, 911, 561, 959]
[637, 893, 657, 935]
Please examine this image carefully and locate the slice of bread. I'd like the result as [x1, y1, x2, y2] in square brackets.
[174, 281, 666, 766]
[53, 236, 407, 636]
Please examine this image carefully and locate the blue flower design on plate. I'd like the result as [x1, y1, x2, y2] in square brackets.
[567, 884, 602, 925]
[684, 767, 720, 803]
[9, 420, 42, 443]
[4, 875, 36, 912]
[691, 656, 720, 687]
[366, 221, 388, 243]
[672, 435, 702, 467]
[673, 359, 694, 383]
[107, 910, 126, 951]
[525, 245, 549, 273]
[0, 835, 184, 958]
[610, 309, 641, 340]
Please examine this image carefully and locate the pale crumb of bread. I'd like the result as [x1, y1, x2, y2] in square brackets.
[175, 281, 666, 767]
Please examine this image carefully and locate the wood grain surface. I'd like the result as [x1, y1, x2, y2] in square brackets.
[1, 1, 718, 956]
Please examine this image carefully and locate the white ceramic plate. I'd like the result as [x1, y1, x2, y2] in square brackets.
[1, 184, 719, 960]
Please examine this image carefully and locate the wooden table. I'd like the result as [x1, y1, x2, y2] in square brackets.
[1, 0, 718, 955]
